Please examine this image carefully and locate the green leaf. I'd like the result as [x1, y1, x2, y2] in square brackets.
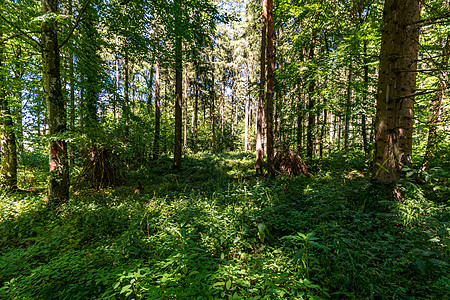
[120, 284, 132, 294]
[309, 241, 330, 250]
[226, 279, 231, 290]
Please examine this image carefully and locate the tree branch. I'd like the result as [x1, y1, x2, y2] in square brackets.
[0, 15, 42, 48]
[0, 32, 37, 45]
[408, 13, 450, 27]
[58, 0, 91, 49]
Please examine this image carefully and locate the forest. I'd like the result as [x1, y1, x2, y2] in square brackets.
[0, 0, 449, 298]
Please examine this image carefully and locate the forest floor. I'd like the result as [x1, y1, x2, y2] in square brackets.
[0, 151, 449, 299]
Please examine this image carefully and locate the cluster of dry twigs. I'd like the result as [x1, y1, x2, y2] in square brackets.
[79, 144, 125, 188]
[274, 148, 309, 176]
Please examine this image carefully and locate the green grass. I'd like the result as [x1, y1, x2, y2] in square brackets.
[1, 151, 449, 299]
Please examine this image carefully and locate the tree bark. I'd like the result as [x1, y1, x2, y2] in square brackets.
[153, 62, 160, 159]
[297, 88, 304, 153]
[256, 0, 267, 174]
[183, 63, 188, 155]
[173, 0, 183, 169]
[124, 48, 129, 137]
[373, 0, 421, 183]
[220, 78, 225, 136]
[12, 46, 24, 157]
[344, 63, 352, 152]
[319, 108, 327, 163]
[0, 30, 18, 191]
[266, 0, 275, 177]
[41, 0, 69, 202]
[362, 41, 369, 155]
[147, 66, 154, 113]
[69, 0, 75, 165]
[244, 59, 250, 152]
[115, 39, 120, 126]
[210, 54, 216, 151]
[306, 38, 316, 159]
[193, 62, 199, 153]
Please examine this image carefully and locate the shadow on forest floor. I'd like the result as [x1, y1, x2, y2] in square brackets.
[1, 151, 449, 299]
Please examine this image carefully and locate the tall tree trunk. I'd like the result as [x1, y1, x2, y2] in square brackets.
[344, 63, 352, 152]
[266, 0, 275, 176]
[256, 0, 267, 174]
[421, 34, 450, 171]
[319, 108, 327, 163]
[153, 63, 161, 159]
[231, 87, 235, 139]
[210, 55, 216, 151]
[41, 0, 69, 203]
[124, 48, 129, 137]
[193, 63, 199, 153]
[173, 0, 183, 169]
[131, 65, 136, 115]
[183, 63, 188, 155]
[244, 59, 250, 152]
[362, 41, 369, 155]
[373, 0, 421, 183]
[69, 0, 75, 165]
[297, 89, 303, 153]
[0, 30, 18, 191]
[297, 113, 303, 153]
[115, 39, 120, 125]
[12, 46, 24, 157]
[147, 66, 154, 113]
[337, 115, 341, 150]
[306, 38, 316, 159]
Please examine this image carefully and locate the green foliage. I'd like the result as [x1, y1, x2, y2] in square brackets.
[1, 152, 449, 299]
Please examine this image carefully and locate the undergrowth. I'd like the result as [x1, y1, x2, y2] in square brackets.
[0, 151, 449, 299]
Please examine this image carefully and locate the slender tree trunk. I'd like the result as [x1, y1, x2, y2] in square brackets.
[115, 40, 120, 125]
[337, 115, 341, 150]
[231, 87, 235, 139]
[69, 4, 75, 165]
[131, 65, 136, 115]
[193, 63, 199, 153]
[211, 82, 216, 151]
[147, 66, 154, 112]
[344, 63, 352, 152]
[210, 54, 216, 151]
[421, 34, 450, 171]
[124, 49, 129, 137]
[41, 0, 69, 202]
[297, 113, 303, 153]
[173, 0, 183, 169]
[362, 41, 369, 155]
[153, 63, 161, 159]
[373, 0, 421, 183]
[244, 60, 250, 152]
[256, 0, 267, 174]
[266, 0, 275, 176]
[220, 76, 225, 139]
[0, 30, 18, 191]
[17, 90, 24, 155]
[319, 108, 327, 163]
[12, 47, 24, 157]
[183, 63, 188, 155]
[306, 39, 316, 159]
[297, 89, 303, 153]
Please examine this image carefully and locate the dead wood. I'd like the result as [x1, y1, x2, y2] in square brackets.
[274, 148, 309, 176]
